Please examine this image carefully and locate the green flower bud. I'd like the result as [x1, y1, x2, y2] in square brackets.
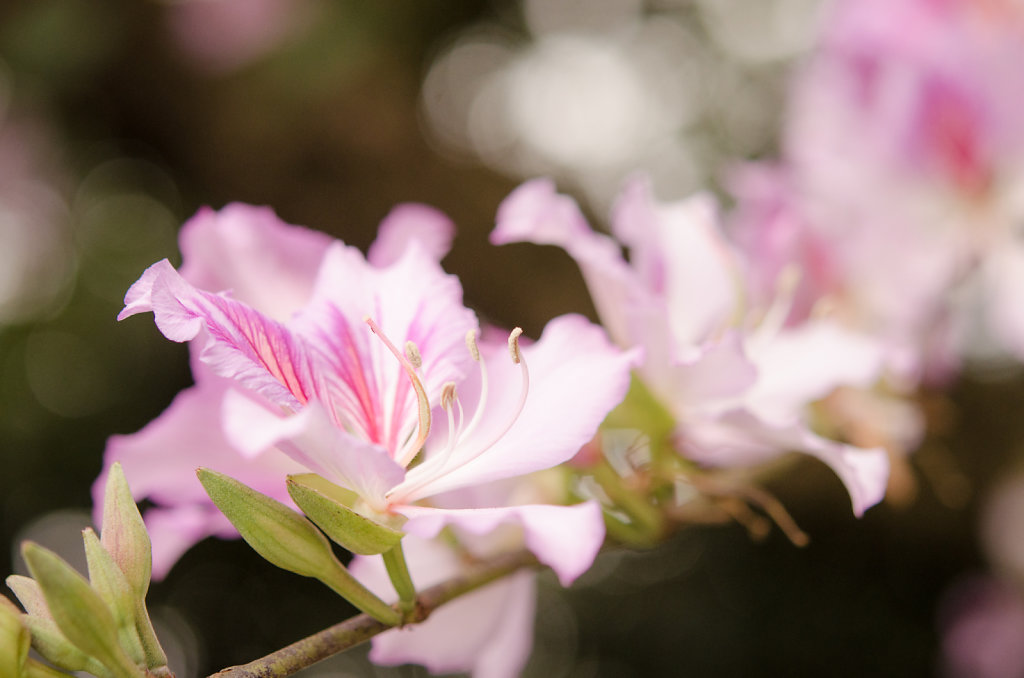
[0, 596, 29, 678]
[82, 529, 145, 665]
[287, 475, 404, 555]
[100, 463, 151, 600]
[197, 468, 401, 625]
[21, 543, 141, 678]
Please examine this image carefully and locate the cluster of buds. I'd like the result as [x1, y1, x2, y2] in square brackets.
[2, 464, 170, 678]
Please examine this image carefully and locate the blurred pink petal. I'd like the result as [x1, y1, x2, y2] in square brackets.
[350, 536, 536, 678]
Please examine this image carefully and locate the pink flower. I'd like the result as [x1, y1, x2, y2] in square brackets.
[103, 200, 633, 585]
[493, 177, 890, 516]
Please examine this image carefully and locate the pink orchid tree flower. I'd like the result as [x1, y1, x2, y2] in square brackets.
[104, 199, 634, 587]
[761, 0, 1024, 370]
[493, 177, 890, 516]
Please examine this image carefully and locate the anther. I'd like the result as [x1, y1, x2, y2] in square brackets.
[405, 341, 423, 369]
[508, 327, 523, 364]
[440, 382, 457, 409]
[466, 329, 480, 362]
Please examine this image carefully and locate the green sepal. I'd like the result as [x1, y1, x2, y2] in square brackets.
[21, 543, 141, 678]
[100, 463, 152, 600]
[0, 596, 29, 678]
[82, 529, 145, 665]
[197, 468, 401, 625]
[287, 475, 404, 555]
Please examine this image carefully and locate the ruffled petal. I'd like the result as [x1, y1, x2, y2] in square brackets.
[397, 501, 605, 586]
[178, 203, 332, 320]
[120, 259, 325, 410]
[397, 314, 635, 501]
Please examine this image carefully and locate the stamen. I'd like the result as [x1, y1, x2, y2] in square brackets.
[508, 327, 523, 363]
[365, 317, 431, 468]
[466, 329, 480, 362]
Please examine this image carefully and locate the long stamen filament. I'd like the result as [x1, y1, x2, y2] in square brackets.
[365, 317, 431, 467]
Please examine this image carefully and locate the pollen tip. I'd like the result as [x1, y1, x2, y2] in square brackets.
[405, 341, 423, 369]
[441, 382, 457, 409]
[508, 327, 523, 363]
[465, 329, 480, 361]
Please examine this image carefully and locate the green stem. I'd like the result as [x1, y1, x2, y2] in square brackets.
[208, 549, 538, 678]
[381, 544, 416, 616]
[318, 563, 401, 627]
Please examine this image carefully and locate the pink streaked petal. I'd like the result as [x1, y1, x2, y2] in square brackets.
[223, 392, 405, 507]
[397, 501, 604, 586]
[122, 259, 324, 409]
[294, 241, 476, 450]
[492, 179, 651, 349]
[398, 314, 636, 502]
[367, 203, 455, 267]
[613, 177, 740, 346]
[680, 410, 890, 516]
[744, 320, 885, 423]
[350, 537, 536, 678]
[178, 203, 332, 320]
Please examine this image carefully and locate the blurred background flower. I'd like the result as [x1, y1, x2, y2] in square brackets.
[0, 0, 1019, 676]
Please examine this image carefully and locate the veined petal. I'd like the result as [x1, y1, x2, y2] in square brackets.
[294, 241, 476, 451]
[349, 537, 535, 678]
[121, 259, 324, 409]
[396, 314, 636, 502]
[178, 203, 332, 320]
[222, 392, 405, 509]
[367, 203, 455, 267]
[680, 410, 890, 516]
[397, 501, 605, 586]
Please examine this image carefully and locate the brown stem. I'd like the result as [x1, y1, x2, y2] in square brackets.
[208, 549, 539, 678]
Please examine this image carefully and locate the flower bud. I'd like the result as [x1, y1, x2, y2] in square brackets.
[21, 542, 142, 678]
[100, 462, 152, 600]
[287, 475, 404, 555]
